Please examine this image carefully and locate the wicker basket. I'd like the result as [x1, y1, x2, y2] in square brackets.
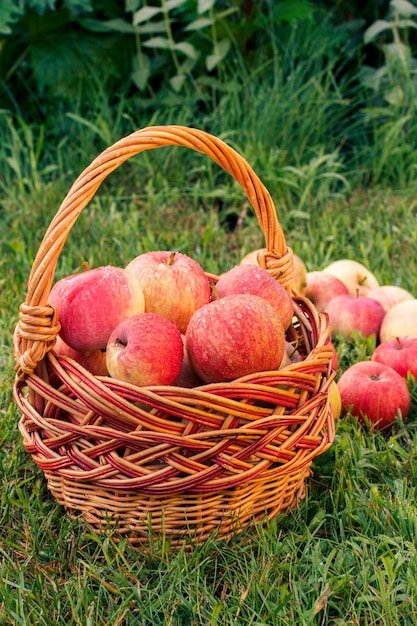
[13, 125, 336, 546]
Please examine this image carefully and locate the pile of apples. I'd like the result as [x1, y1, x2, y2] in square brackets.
[304, 258, 417, 430]
[49, 250, 300, 389]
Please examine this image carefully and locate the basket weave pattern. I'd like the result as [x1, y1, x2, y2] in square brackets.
[13, 126, 335, 545]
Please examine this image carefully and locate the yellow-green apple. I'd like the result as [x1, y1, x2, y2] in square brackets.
[326, 294, 385, 339]
[305, 270, 349, 312]
[379, 299, 417, 342]
[239, 248, 307, 295]
[367, 285, 415, 313]
[292, 253, 308, 295]
[49, 265, 145, 352]
[185, 294, 286, 383]
[173, 335, 204, 388]
[54, 335, 108, 376]
[371, 336, 417, 379]
[125, 250, 211, 333]
[239, 248, 265, 266]
[337, 360, 410, 430]
[322, 259, 379, 296]
[329, 380, 342, 420]
[214, 264, 294, 329]
[106, 313, 183, 386]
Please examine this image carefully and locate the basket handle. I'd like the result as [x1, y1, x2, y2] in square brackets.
[15, 125, 292, 378]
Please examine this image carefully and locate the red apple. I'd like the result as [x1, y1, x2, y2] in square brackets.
[49, 265, 145, 352]
[337, 360, 410, 429]
[53, 335, 108, 376]
[379, 300, 417, 342]
[372, 336, 417, 379]
[326, 294, 385, 339]
[214, 264, 294, 329]
[305, 271, 349, 312]
[322, 259, 379, 296]
[239, 248, 307, 295]
[106, 313, 183, 386]
[173, 335, 204, 388]
[367, 285, 414, 313]
[125, 250, 211, 333]
[185, 294, 286, 383]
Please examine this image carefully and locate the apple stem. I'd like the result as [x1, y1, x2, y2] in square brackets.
[115, 338, 127, 348]
[167, 252, 176, 266]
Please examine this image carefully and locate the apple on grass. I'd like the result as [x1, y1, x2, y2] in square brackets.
[379, 299, 417, 342]
[106, 313, 183, 387]
[214, 264, 294, 329]
[125, 250, 211, 334]
[54, 335, 108, 376]
[49, 265, 145, 352]
[326, 293, 385, 339]
[367, 285, 414, 313]
[185, 294, 286, 383]
[239, 248, 307, 295]
[322, 259, 379, 296]
[304, 271, 349, 312]
[371, 336, 417, 379]
[337, 361, 410, 430]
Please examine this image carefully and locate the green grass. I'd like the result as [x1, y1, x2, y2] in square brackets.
[2, 22, 417, 625]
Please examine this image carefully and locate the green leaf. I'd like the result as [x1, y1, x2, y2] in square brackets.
[391, 0, 417, 17]
[170, 74, 186, 92]
[125, 0, 141, 11]
[198, 0, 216, 13]
[137, 20, 167, 34]
[131, 68, 151, 91]
[80, 17, 135, 33]
[143, 36, 172, 50]
[206, 39, 231, 71]
[0, 2, 25, 35]
[166, 0, 188, 9]
[133, 6, 162, 25]
[364, 19, 392, 44]
[184, 17, 212, 31]
[173, 42, 199, 59]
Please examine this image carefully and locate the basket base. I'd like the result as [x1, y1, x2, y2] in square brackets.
[45, 466, 311, 546]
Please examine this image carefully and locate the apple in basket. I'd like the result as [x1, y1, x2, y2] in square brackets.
[53, 335, 108, 376]
[366, 284, 414, 313]
[371, 336, 417, 379]
[326, 293, 385, 339]
[337, 361, 410, 430]
[173, 334, 204, 388]
[239, 248, 308, 295]
[125, 250, 211, 334]
[304, 270, 349, 312]
[49, 265, 145, 352]
[106, 313, 183, 386]
[214, 264, 294, 329]
[185, 293, 286, 383]
[379, 300, 417, 342]
[322, 259, 379, 296]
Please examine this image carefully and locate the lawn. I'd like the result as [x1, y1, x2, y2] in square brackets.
[2, 9, 417, 626]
